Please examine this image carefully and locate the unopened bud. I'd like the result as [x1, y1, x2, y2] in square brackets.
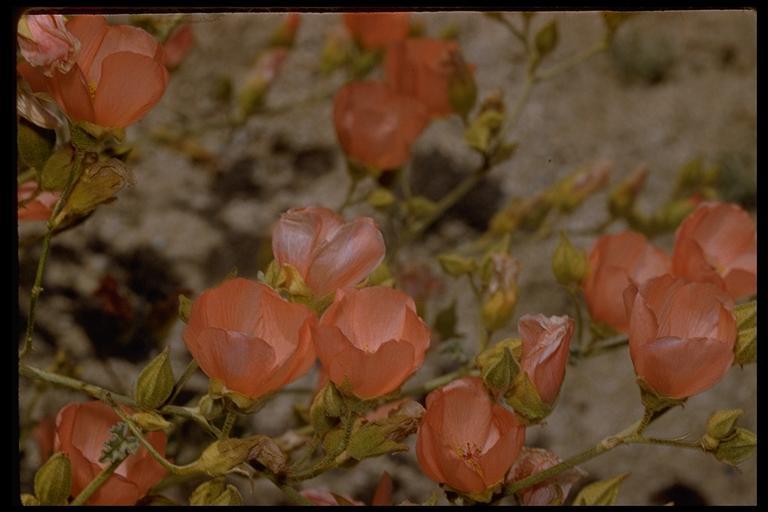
[61, 158, 133, 222]
[734, 326, 756, 366]
[552, 232, 587, 287]
[534, 20, 559, 59]
[198, 394, 223, 420]
[553, 161, 612, 212]
[34, 452, 72, 505]
[131, 411, 172, 432]
[367, 187, 396, 209]
[190, 477, 242, 506]
[714, 428, 756, 466]
[464, 109, 504, 154]
[21, 494, 40, 506]
[195, 436, 265, 476]
[482, 290, 518, 332]
[446, 50, 476, 120]
[437, 253, 476, 278]
[481, 347, 518, 395]
[700, 434, 719, 452]
[733, 300, 756, 330]
[135, 348, 175, 409]
[608, 166, 648, 218]
[505, 371, 551, 425]
[706, 409, 743, 442]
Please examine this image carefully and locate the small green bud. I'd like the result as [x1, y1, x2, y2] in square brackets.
[572, 473, 629, 506]
[534, 20, 559, 59]
[552, 232, 587, 287]
[131, 411, 172, 432]
[608, 166, 648, 218]
[34, 452, 72, 505]
[437, 253, 476, 278]
[367, 187, 396, 209]
[734, 325, 756, 366]
[135, 348, 175, 409]
[447, 50, 477, 120]
[714, 428, 756, 466]
[464, 109, 505, 154]
[178, 294, 193, 323]
[64, 158, 133, 218]
[705, 409, 743, 441]
[198, 394, 223, 420]
[481, 347, 518, 395]
[733, 300, 756, 330]
[482, 290, 518, 332]
[194, 436, 265, 477]
[700, 434, 720, 452]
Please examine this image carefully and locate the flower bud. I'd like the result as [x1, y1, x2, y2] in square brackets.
[62, 158, 133, 220]
[131, 411, 172, 432]
[447, 50, 477, 120]
[552, 232, 587, 287]
[505, 371, 551, 425]
[464, 109, 504, 154]
[476, 338, 523, 368]
[21, 494, 40, 506]
[482, 290, 518, 333]
[190, 478, 242, 506]
[733, 300, 756, 330]
[553, 160, 612, 213]
[367, 187, 396, 209]
[34, 452, 72, 505]
[135, 348, 175, 409]
[438, 253, 476, 277]
[481, 346, 519, 396]
[714, 428, 756, 466]
[194, 436, 265, 477]
[734, 325, 756, 366]
[706, 409, 743, 441]
[608, 165, 648, 218]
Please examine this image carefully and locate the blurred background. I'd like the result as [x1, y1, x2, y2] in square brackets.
[17, 10, 756, 505]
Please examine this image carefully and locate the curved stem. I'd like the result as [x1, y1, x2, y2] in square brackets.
[536, 40, 608, 82]
[20, 152, 83, 359]
[168, 359, 199, 405]
[70, 454, 126, 505]
[220, 409, 237, 439]
[401, 368, 479, 397]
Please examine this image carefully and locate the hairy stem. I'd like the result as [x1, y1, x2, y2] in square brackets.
[70, 454, 126, 505]
[20, 152, 83, 359]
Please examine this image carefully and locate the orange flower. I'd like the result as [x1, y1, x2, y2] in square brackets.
[272, 206, 386, 297]
[18, 15, 169, 128]
[162, 24, 195, 70]
[312, 287, 431, 399]
[416, 377, 525, 494]
[518, 314, 575, 405]
[17, 14, 80, 77]
[18, 181, 60, 221]
[342, 12, 411, 50]
[582, 231, 671, 333]
[183, 278, 316, 399]
[54, 401, 167, 505]
[507, 448, 584, 506]
[624, 274, 737, 399]
[672, 202, 756, 300]
[333, 80, 429, 170]
[384, 38, 472, 119]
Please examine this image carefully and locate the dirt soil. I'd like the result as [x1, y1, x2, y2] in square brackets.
[17, 10, 756, 506]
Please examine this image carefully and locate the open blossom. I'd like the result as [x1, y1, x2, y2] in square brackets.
[17, 14, 80, 76]
[183, 278, 316, 399]
[385, 38, 472, 118]
[18, 15, 169, 128]
[312, 287, 431, 399]
[162, 24, 195, 70]
[518, 314, 575, 405]
[672, 201, 756, 300]
[272, 206, 386, 297]
[333, 81, 429, 170]
[624, 274, 737, 399]
[507, 448, 584, 506]
[18, 181, 60, 221]
[583, 231, 671, 333]
[416, 377, 525, 494]
[55, 401, 166, 505]
[342, 12, 411, 50]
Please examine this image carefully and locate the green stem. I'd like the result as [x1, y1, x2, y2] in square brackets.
[168, 360, 199, 405]
[402, 368, 479, 397]
[536, 40, 608, 82]
[20, 152, 84, 359]
[583, 336, 629, 358]
[70, 454, 126, 505]
[568, 288, 585, 354]
[624, 435, 701, 450]
[19, 364, 221, 437]
[220, 410, 237, 439]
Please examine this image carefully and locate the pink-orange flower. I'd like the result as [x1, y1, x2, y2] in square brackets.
[18, 181, 60, 221]
[17, 14, 80, 77]
[384, 38, 472, 119]
[507, 448, 584, 506]
[54, 401, 167, 505]
[272, 206, 386, 297]
[34, 416, 56, 463]
[162, 24, 195, 70]
[416, 377, 525, 494]
[518, 314, 575, 405]
[312, 287, 431, 399]
[583, 231, 671, 333]
[672, 201, 756, 300]
[624, 274, 737, 399]
[342, 12, 411, 50]
[183, 278, 316, 399]
[333, 80, 429, 170]
[18, 15, 169, 128]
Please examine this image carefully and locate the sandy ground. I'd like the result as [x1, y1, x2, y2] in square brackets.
[17, 10, 756, 505]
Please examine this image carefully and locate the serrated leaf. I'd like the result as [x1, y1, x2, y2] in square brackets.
[572, 473, 628, 505]
[99, 421, 139, 464]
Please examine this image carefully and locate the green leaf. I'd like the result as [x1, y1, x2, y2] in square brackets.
[572, 473, 629, 505]
[18, 122, 53, 173]
[40, 146, 75, 191]
[99, 421, 139, 465]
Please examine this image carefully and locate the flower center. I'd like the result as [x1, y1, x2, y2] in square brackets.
[454, 441, 484, 476]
